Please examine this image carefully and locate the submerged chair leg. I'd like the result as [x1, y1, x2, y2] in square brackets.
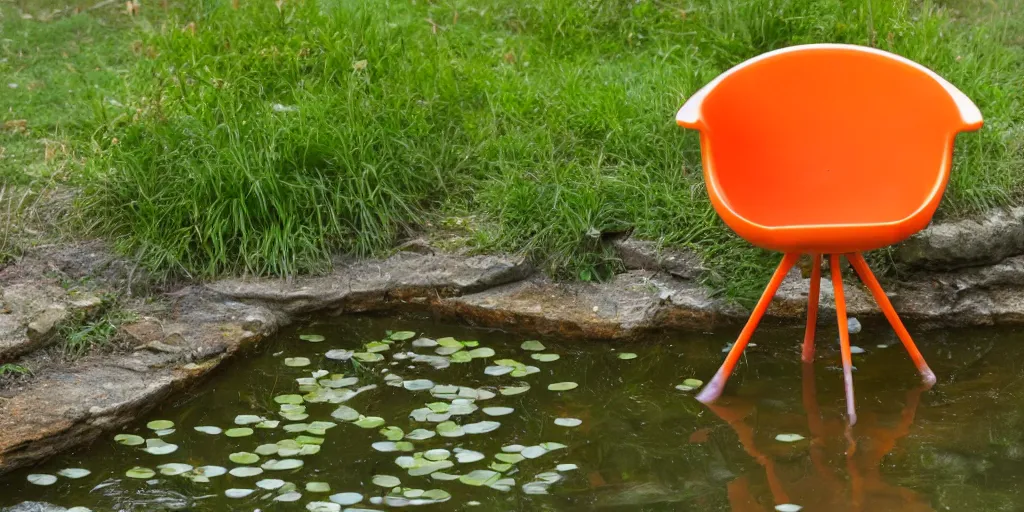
[802, 254, 822, 363]
[831, 254, 857, 425]
[847, 253, 936, 387]
[696, 253, 799, 404]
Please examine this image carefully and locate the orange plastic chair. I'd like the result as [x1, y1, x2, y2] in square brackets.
[676, 44, 983, 424]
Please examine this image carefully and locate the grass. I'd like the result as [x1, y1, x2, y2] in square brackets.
[58, 293, 135, 360]
[0, 363, 32, 377]
[6, 0, 1024, 301]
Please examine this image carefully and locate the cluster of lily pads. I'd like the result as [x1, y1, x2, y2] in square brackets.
[23, 327, 709, 510]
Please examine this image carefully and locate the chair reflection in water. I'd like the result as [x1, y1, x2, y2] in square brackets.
[675, 44, 983, 424]
[708, 364, 933, 512]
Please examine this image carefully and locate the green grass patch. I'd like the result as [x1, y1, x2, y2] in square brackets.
[58, 294, 135, 360]
[21, 0, 1024, 300]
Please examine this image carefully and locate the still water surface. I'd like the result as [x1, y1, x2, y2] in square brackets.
[1, 314, 1021, 511]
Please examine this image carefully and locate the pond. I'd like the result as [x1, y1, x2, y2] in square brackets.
[1, 314, 1022, 511]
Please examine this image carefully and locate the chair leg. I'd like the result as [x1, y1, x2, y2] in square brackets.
[847, 252, 936, 387]
[831, 254, 857, 425]
[802, 253, 822, 363]
[696, 253, 799, 404]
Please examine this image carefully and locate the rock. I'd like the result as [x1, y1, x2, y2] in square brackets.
[26, 305, 66, 342]
[121, 319, 163, 346]
[613, 238, 704, 280]
[848, 317, 862, 334]
[68, 296, 103, 312]
[1, 503, 66, 512]
[895, 207, 1024, 271]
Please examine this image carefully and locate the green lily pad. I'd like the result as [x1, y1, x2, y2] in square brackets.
[484, 365, 514, 376]
[146, 420, 174, 430]
[352, 352, 384, 363]
[775, 504, 804, 512]
[235, 414, 265, 425]
[482, 407, 514, 416]
[194, 426, 222, 435]
[300, 334, 326, 342]
[489, 462, 513, 472]
[380, 426, 404, 441]
[256, 478, 286, 490]
[455, 449, 485, 463]
[230, 452, 260, 464]
[331, 406, 360, 422]
[617, 352, 638, 360]
[229, 467, 264, 478]
[255, 444, 280, 456]
[405, 429, 436, 440]
[435, 346, 462, 356]
[548, 382, 578, 391]
[675, 378, 704, 391]
[354, 416, 386, 429]
[330, 492, 364, 505]
[225, 488, 255, 498]
[403, 379, 435, 391]
[449, 351, 472, 363]
[27, 474, 57, 486]
[459, 469, 500, 486]
[554, 417, 583, 427]
[775, 433, 806, 443]
[125, 467, 155, 479]
[557, 463, 579, 471]
[510, 365, 540, 377]
[194, 465, 227, 478]
[114, 434, 144, 446]
[372, 474, 401, 488]
[284, 357, 311, 367]
[256, 420, 280, 429]
[499, 383, 531, 396]
[275, 394, 304, 405]
[157, 463, 193, 476]
[143, 438, 178, 455]
[468, 347, 495, 359]
[296, 435, 325, 445]
[437, 337, 461, 348]
[463, 421, 500, 434]
[225, 427, 254, 438]
[531, 353, 560, 362]
[284, 423, 310, 433]
[390, 331, 416, 341]
[436, 421, 465, 438]
[365, 341, 391, 353]
[495, 453, 525, 464]
[521, 340, 545, 351]
[306, 481, 331, 493]
[262, 458, 304, 471]
[54, 468, 89, 479]
[274, 491, 302, 502]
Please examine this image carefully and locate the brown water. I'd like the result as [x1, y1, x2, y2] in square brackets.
[1, 314, 1022, 511]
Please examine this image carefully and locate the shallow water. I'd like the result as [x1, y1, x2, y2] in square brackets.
[2, 314, 1023, 511]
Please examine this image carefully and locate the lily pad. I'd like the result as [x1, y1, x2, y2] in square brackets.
[556, 463, 579, 471]
[455, 449, 485, 463]
[125, 467, 155, 479]
[194, 426, 222, 435]
[380, 426, 405, 441]
[459, 469, 500, 486]
[330, 492, 364, 505]
[468, 347, 495, 359]
[531, 353, 560, 362]
[390, 331, 416, 341]
[331, 405, 360, 422]
[554, 417, 583, 427]
[307, 502, 341, 512]
[412, 338, 438, 348]
[300, 334, 326, 342]
[436, 421, 465, 438]
[262, 459, 304, 471]
[275, 394, 304, 405]
[307, 481, 331, 493]
[521, 340, 546, 351]
[617, 352, 638, 360]
[405, 429, 436, 440]
[490, 462, 513, 472]
[424, 448, 452, 461]
[502, 444, 525, 452]
[365, 341, 391, 353]
[235, 414, 265, 425]
[57, 468, 90, 480]
[354, 416, 386, 429]
[147, 419, 174, 430]
[230, 452, 260, 464]
[274, 491, 302, 502]
[157, 463, 193, 476]
[353, 352, 384, 363]
[285, 357, 311, 367]
[675, 378, 704, 391]
[450, 351, 472, 363]
[372, 474, 401, 488]
[403, 379, 435, 391]
[257, 478, 286, 490]
[114, 434, 145, 446]
[482, 406, 514, 416]
[463, 421, 500, 434]
[256, 420, 281, 429]
[484, 365, 514, 376]
[27, 474, 57, 486]
[775, 505, 803, 512]
[548, 382, 578, 391]
[325, 349, 353, 361]
[495, 453, 525, 464]
[225, 488, 255, 498]
[229, 467, 264, 478]
[225, 427, 254, 438]
[510, 365, 540, 377]
[194, 465, 227, 477]
[499, 383, 531, 396]
[437, 337, 462, 348]
[143, 438, 178, 455]
[775, 433, 806, 443]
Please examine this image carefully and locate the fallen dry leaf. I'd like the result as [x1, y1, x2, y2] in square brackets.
[352, 60, 368, 71]
[3, 120, 28, 133]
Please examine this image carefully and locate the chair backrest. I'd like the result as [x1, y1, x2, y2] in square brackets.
[677, 44, 982, 229]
